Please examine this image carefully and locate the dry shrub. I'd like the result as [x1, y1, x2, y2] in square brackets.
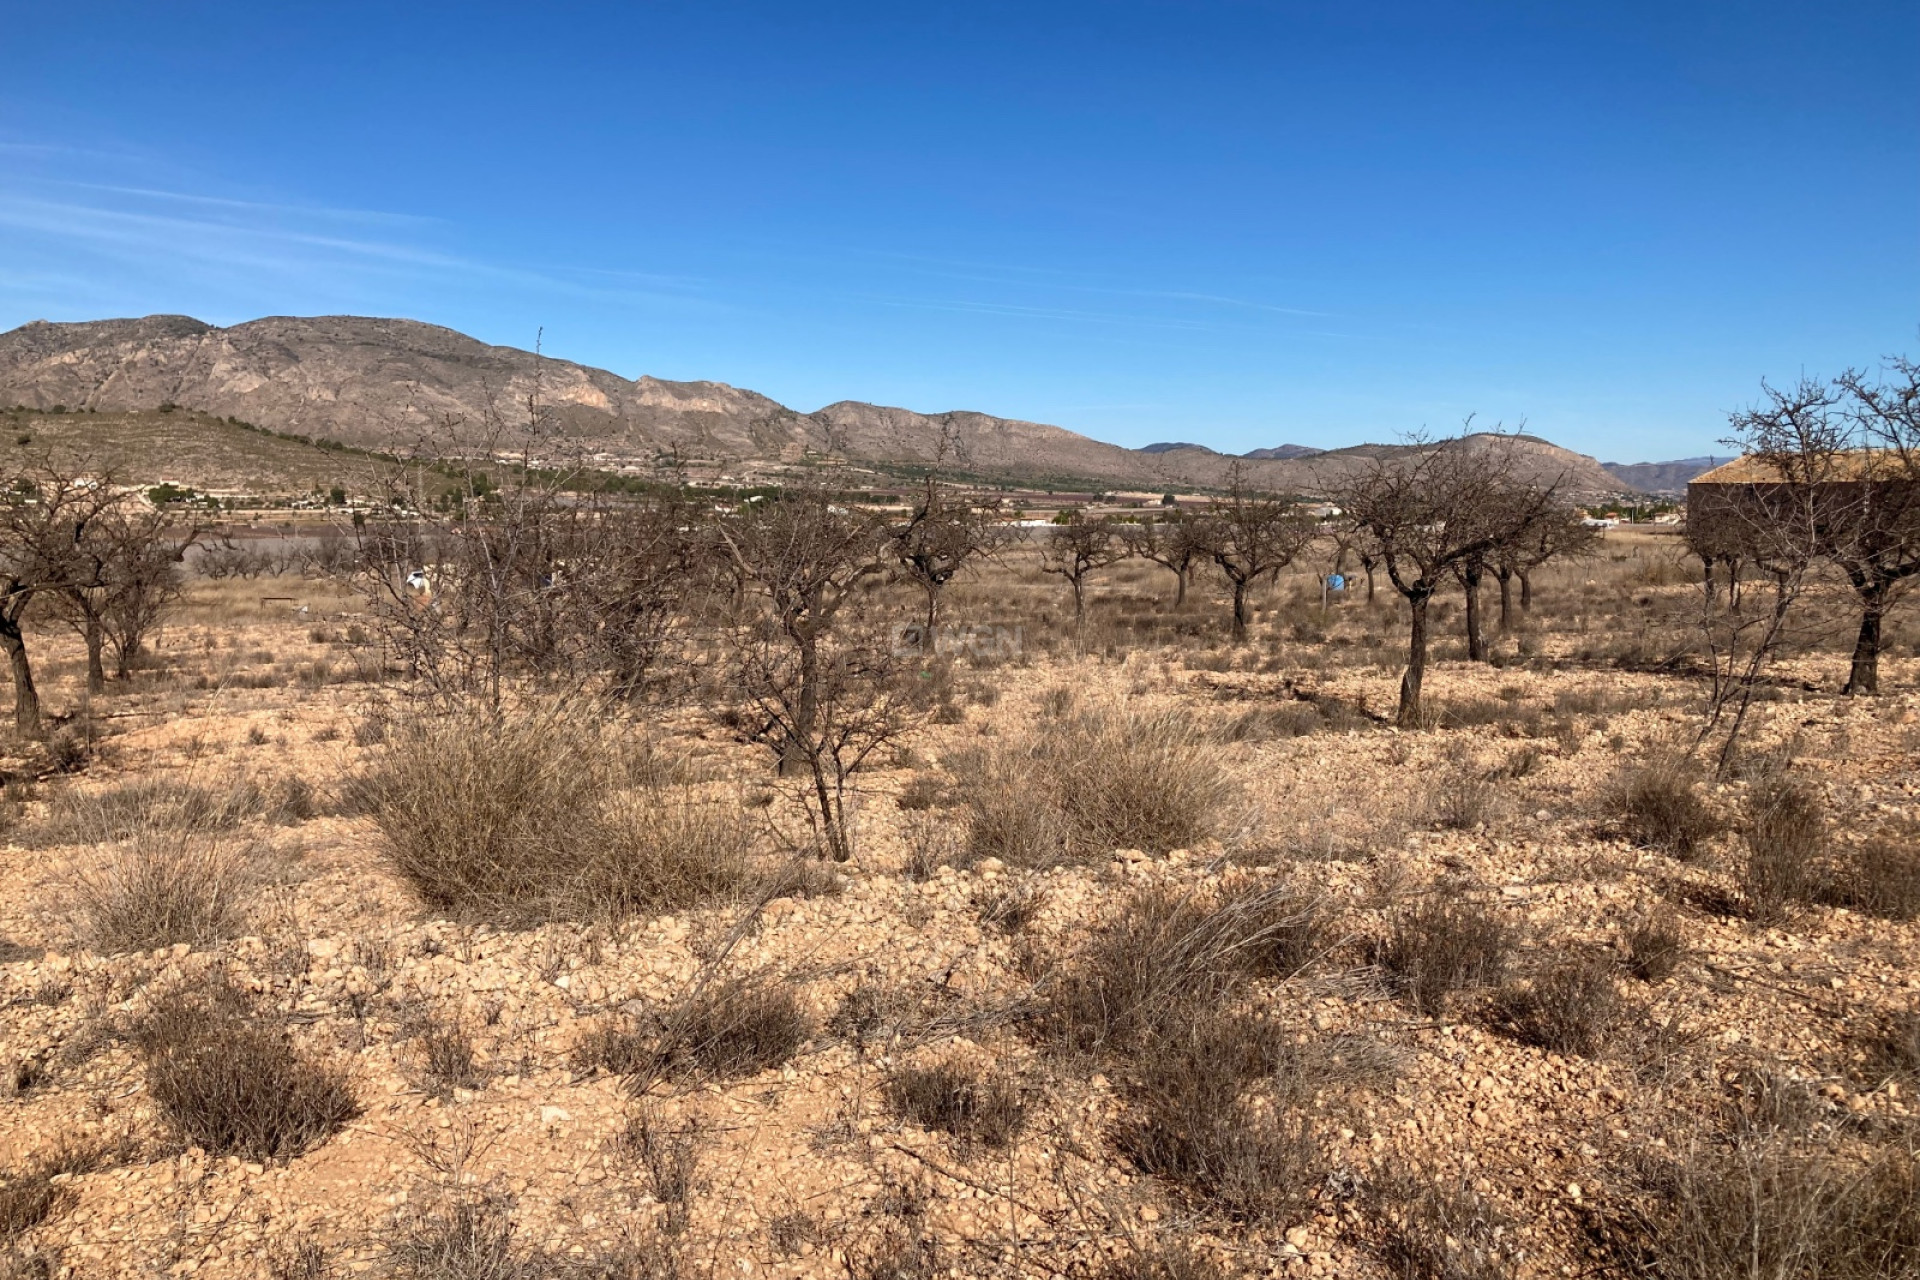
[1494, 953, 1622, 1056]
[894, 773, 949, 811]
[1743, 774, 1825, 922]
[1042, 879, 1326, 1054]
[386, 1187, 673, 1280]
[385, 1192, 522, 1280]
[611, 1106, 702, 1238]
[26, 775, 271, 849]
[885, 1060, 1027, 1148]
[962, 706, 1231, 867]
[1378, 897, 1514, 1016]
[266, 1239, 336, 1280]
[1611, 757, 1719, 858]
[668, 978, 811, 1081]
[759, 857, 844, 901]
[1824, 832, 1920, 922]
[68, 835, 255, 953]
[1608, 1134, 1920, 1280]
[1625, 905, 1685, 982]
[1112, 1006, 1334, 1221]
[1862, 1010, 1920, 1084]
[1376, 1174, 1519, 1280]
[1430, 763, 1498, 831]
[579, 978, 812, 1085]
[0, 1140, 118, 1244]
[365, 705, 749, 923]
[828, 981, 922, 1050]
[1098, 1245, 1236, 1280]
[973, 878, 1047, 933]
[1217, 702, 1330, 741]
[134, 975, 358, 1161]
[414, 1019, 484, 1098]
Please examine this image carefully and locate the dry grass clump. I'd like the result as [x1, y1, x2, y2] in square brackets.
[1607, 1134, 1920, 1280]
[667, 978, 812, 1081]
[1824, 831, 1920, 922]
[577, 977, 812, 1085]
[1216, 696, 1370, 742]
[26, 775, 264, 848]
[1042, 879, 1326, 1054]
[1624, 905, 1685, 982]
[365, 705, 750, 923]
[1375, 1174, 1519, 1280]
[134, 975, 358, 1161]
[1493, 953, 1623, 1056]
[384, 1192, 527, 1280]
[1742, 773, 1827, 922]
[973, 878, 1047, 933]
[611, 1106, 703, 1238]
[1097, 1245, 1237, 1280]
[68, 835, 256, 953]
[1430, 761, 1499, 831]
[961, 706, 1232, 867]
[1861, 1010, 1920, 1085]
[1377, 897, 1514, 1017]
[413, 1019, 485, 1098]
[266, 1239, 337, 1280]
[884, 1060, 1027, 1148]
[0, 1140, 120, 1245]
[1610, 757, 1720, 858]
[1112, 1006, 1354, 1222]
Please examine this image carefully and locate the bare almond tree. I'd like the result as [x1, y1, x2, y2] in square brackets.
[1453, 482, 1594, 658]
[1491, 506, 1598, 632]
[1829, 358, 1920, 694]
[1331, 433, 1562, 726]
[717, 485, 906, 862]
[889, 477, 1000, 637]
[1125, 510, 1209, 607]
[51, 499, 198, 689]
[1689, 377, 1846, 768]
[0, 466, 128, 735]
[1194, 470, 1318, 643]
[1040, 512, 1129, 631]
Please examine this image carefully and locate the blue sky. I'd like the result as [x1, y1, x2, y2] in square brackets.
[1, 1, 1914, 461]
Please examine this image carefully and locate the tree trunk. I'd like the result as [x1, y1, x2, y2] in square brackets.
[1519, 571, 1533, 612]
[924, 582, 939, 640]
[784, 629, 818, 778]
[1397, 591, 1430, 728]
[84, 615, 105, 693]
[1230, 579, 1249, 643]
[1174, 565, 1188, 607]
[1463, 565, 1485, 662]
[1496, 570, 1514, 632]
[0, 614, 40, 739]
[1842, 583, 1887, 696]
[1070, 575, 1087, 627]
[1364, 563, 1377, 602]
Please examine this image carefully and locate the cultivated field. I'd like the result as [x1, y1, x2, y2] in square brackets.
[1, 530, 1917, 1279]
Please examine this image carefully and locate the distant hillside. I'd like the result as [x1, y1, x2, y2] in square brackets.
[0, 404, 396, 498]
[1602, 457, 1724, 494]
[0, 314, 1631, 496]
[1243, 444, 1325, 460]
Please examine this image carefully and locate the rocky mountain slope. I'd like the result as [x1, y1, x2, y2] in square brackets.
[0, 314, 1632, 495]
[1601, 457, 1724, 495]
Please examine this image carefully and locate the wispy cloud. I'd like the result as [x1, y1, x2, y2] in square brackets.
[46, 179, 442, 227]
[0, 151, 726, 320]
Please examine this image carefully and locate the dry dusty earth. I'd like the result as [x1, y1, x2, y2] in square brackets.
[1, 568, 1917, 1279]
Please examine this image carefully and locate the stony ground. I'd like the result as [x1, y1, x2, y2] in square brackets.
[2, 551, 1917, 1278]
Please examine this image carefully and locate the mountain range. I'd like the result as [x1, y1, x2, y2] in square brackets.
[0, 314, 1685, 496]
